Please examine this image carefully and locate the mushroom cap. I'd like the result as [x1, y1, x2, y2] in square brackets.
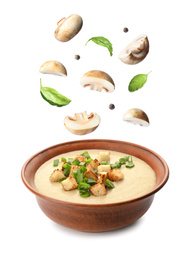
[64, 111, 101, 135]
[80, 70, 115, 92]
[39, 60, 67, 76]
[54, 14, 83, 42]
[119, 35, 149, 65]
[123, 108, 150, 126]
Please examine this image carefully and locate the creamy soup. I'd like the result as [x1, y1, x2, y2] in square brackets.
[34, 149, 156, 204]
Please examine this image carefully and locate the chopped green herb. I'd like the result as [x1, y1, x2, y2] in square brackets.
[78, 182, 91, 197]
[111, 161, 121, 170]
[76, 169, 84, 184]
[101, 161, 108, 165]
[84, 158, 93, 166]
[59, 177, 67, 183]
[80, 191, 90, 197]
[83, 177, 88, 183]
[53, 159, 59, 167]
[86, 178, 97, 186]
[67, 158, 74, 164]
[105, 179, 115, 188]
[125, 156, 135, 168]
[63, 168, 70, 177]
[78, 182, 91, 190]
[80, 165, 87, 174]
[62, 163, 71, 170]
[80, 151, 91, 159]
[119, 156, 129, 165]
[72, 171, 78, 179]
[72, 158, 81, 166]
[61, 157, 67, 162]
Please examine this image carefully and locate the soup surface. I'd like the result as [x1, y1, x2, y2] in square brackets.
[34, 149, 156, 204]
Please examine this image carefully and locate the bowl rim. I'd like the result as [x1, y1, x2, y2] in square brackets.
[21, 139, 169, 208]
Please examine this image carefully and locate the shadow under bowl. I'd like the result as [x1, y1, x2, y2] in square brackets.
[21, 139, 169, 232]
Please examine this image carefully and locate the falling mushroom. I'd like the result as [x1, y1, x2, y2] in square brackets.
[64, 111, 101, 135]
[123, 108, 150, 126]
[80, 70, 115, 92]
[54, 14, 83, 42]
[119, 35, 149, 65]
[39, 60, 67, 76]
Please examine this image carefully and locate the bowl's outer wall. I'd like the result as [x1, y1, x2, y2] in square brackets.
[22, 139, 169, 232]
[36, 194, 155, 232]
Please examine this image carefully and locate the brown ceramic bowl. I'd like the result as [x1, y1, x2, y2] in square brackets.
[21, 139, 169, 232]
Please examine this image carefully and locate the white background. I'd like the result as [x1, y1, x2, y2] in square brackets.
[1, 0, 189, 259]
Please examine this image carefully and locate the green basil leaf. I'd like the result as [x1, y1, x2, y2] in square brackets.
[40, 79, 71, 107]
[85, 36, 113, 56]
[128, 71, 152, 92]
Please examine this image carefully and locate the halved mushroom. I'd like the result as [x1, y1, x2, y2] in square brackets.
[80, 70, 115, 92]
[39, 60, 67, 76]
[54, 14, 83, 42]
[64, 111, 100, 135]
[123, 108, 150, 126]
[119, 35, 149, 65]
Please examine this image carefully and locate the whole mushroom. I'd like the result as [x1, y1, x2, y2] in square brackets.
[119, 35, 149, 65]
[123, 108, 150, 126]
[80, 70, 115, 92]
[54, 14, 83, 42]
[39, 60, 67, 76]
[64, 111, 101, 135]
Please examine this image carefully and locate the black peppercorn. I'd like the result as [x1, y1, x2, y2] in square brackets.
[74, 55, 80, 60]
[123, 27, 129, 33]
[109, 104, 115, 110]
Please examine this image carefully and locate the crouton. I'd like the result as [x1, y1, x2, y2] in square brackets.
[69, 165, 80, 176]
[97, 172, 108, 183]
[58, 161, 66, 170]
[97, 151, 110, 163]
[61, 176, 78, 191]
[97, 165, 111, 173]
[107, 168, 124, 182]
[49, 169, 65, 182]
[84, 164, 98, 181]
[75, 155, 87, 162]
[90, 183, 107, 196]
[87, 159, 100, 170]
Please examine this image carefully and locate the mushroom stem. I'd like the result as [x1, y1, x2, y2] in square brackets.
[75, 112, 89, 121]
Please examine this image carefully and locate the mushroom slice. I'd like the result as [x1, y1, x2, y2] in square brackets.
[119, 35, 149, 65]
[80, 70, 115, 93]
[123, 108, 150, 126]
[64, 111, 101, 135]
[54, 14, 83, 42]
[39, 60, 67, 76]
